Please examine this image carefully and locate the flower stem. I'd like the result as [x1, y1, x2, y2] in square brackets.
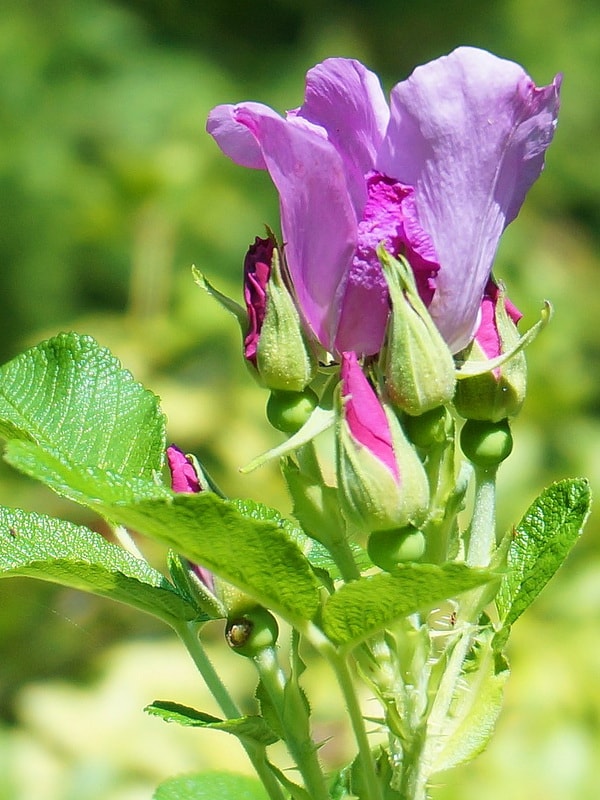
[331, 650, 385, 800]
[175, 622, 285, 800]
[466, 464, 498, 568]
[306, 622, 383, 800]
[253, 645, 330, 800]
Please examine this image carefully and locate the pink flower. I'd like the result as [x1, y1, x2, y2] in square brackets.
[207, 48, 560, 356]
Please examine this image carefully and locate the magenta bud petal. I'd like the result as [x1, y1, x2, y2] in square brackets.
[454, 282, 527, 421]
[340, 351, 398, 480]
[336, 353, 429, 536]
[475, 280, 522, 361]
[243, 236, 274, 365]
[167, 444, 201, 493]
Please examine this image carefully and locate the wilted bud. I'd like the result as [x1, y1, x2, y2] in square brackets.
[244, 236, 316, 391]
[454, 281, 526, 422]
[379, 249, 456, 416]
[336, 352, 429, 536]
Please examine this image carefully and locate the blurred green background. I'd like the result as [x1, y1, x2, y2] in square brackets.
[1, 0, 599, 798]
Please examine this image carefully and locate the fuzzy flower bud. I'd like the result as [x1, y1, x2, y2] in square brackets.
[336, 352, 429, 536]
[244, 235, 316, 391]
[454, 281, 526, 421]
[379, 250, 456, 416]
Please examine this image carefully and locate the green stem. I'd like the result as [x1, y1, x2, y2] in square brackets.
[466, 464, 498, 568]
[328, 534, 361, 582]
[306, 623, 383, 800]
[331, 650, 385, 800]
[253, 645, 330, 800]
[175, 622, 285, 800]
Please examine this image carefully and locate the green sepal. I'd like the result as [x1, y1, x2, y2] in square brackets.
[192, 267, 247, 327]
[255, 244, 317, 391]
[454, 284, 526, 421]
[167, 551, 226, 619]
[336, 393, 430, 537]
[379, 248, 456, 416]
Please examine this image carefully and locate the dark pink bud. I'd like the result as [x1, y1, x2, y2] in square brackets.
[474, 280, 522, 369]
[340, 351, 399, 481]
[166, 444, 214, 593]
[243, 236, 274, 365]
[454, 281, 526, 421]
[167, 444, 201, 493]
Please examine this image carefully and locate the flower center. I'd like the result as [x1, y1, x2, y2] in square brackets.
[353, 172, 439, 305]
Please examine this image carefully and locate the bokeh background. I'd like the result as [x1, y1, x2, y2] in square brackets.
[1, 1, 599, 798]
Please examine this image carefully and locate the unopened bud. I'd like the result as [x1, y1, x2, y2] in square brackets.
[336, 352, 429, 535]
[266, 387, 318, 434]
[379, 249, 456, 416]
[244, 236, 316, 391]
[454, 281, 526, 421]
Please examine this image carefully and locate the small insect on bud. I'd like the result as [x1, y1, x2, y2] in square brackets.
[225, 607, 279, 658]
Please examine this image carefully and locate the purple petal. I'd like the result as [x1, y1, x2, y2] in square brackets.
[378, 46, 560, 353]
[206, 102, 281, 169]
[230, 105, 360, 352]
[167, 445, 201, 493]
[341, 352, 399, 481]
[290, 58, 390, 213]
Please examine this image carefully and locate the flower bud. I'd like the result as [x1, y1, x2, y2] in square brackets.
[454, 281, 526, 421]
[367, 525, 426, 570]
[336, 352, 429, 536]
[225, 606, 279, 658]
[244, 236, 316, 392]
[166, 445, 226, 617]
[460, 418, 513, 468]
[379, 249, 456, 416]
[266, 387, 318, 434]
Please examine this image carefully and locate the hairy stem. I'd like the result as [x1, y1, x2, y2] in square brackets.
[466, 464, 498, 568]
[253, 645, 330, 800]
[175, 622, 285, 800]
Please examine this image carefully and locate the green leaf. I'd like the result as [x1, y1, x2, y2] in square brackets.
[5, 439, 169, 509]
[0, 506, 198, 625]
[153, 772, 269, 800]
[102, 493, 321, 624]
[322, 564, 494, 645]
[496, 479, 591, 629]
[0, 332, 166, 488]
[429, 633, 510, 775]
[232, 497, 370, 580]
[145, 701, 278, 746]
